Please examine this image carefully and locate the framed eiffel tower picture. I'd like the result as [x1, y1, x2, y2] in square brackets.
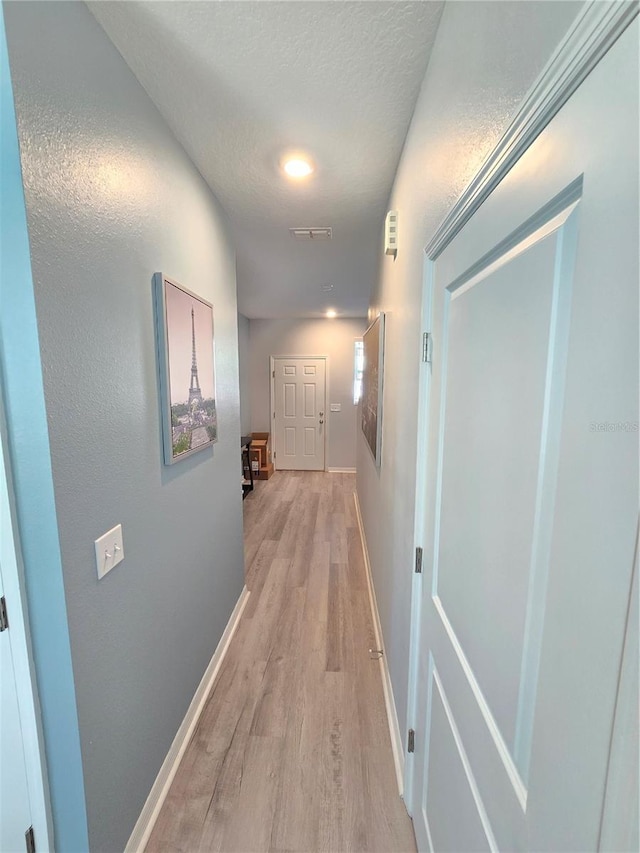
[154, 273, 218, 464]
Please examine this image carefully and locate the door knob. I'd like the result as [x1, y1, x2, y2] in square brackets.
[319, 420, 324, 425]
[319, 412, 324, 416]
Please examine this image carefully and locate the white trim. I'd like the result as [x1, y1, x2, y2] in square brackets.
[354, 490, 404, 797]
[125, 586, 251, 853]
[270, 355, 328, 473]
[424, 0, 638, 259]
[404, 256, 435, 812]
[327, 467, 356, 474]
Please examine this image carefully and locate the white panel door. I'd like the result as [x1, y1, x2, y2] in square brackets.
[411, 19, 638, 853]
[0, 414, 50, 852]
[273, 357, 326, 470]
[0, 561, 33, 853]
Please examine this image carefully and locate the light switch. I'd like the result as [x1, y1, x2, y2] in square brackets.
[95, 524, 124, 579]
[330, 403, 341, 412]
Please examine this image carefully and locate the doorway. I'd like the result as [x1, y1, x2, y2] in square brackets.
[271, 356, 327, 471]
[0, 419, 52, 851]
[406, 13, 638, 851]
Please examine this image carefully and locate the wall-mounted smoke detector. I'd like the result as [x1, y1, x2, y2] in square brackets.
[385, 210, 398, 256]
[289, 227, 332, 241]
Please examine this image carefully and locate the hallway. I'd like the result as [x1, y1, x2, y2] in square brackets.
[147, 472, 415, 852]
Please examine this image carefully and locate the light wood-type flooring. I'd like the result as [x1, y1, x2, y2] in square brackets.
[147, 471, 416, 852]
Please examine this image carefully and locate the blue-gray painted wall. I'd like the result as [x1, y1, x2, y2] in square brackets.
[0, 9, 89, 850]
[356, 0, 583, 745]
[3, 3, 245, 850]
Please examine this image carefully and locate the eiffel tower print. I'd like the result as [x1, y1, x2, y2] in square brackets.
[188, 305, 203, 407]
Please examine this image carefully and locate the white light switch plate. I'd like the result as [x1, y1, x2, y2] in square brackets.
[95, 524, 124, 579]
[330, 403, 341, 412]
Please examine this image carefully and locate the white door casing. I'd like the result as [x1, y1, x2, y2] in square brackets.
[408, 11, 638, 853]
[272, 356, 327, 471]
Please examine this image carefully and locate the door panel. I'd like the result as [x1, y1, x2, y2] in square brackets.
[435, 209, 578, 785]
[437, 231, 562, 763]
[303, 383, 315, 417]
[412, 20, 638, 852]
[274, 357, 326, 470]
[284, 383, 296, 417]
[284, 426, 295, 457]
[303, 427, 316, 457]
[424, 662, 495, 853]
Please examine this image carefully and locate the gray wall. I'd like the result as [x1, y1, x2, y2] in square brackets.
[357, 0, 582, 739]
[4, 4, 245, 851]
[250, 317, 366, 470]
[237, 313, 251, 436]
[0, 10, 88, 849]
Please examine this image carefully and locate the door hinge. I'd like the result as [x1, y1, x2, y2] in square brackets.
[0, 596, 8, 632]
[25, 826, 35, 853]
[272, 370, 275, 379]
[407, 728, 415, 753]
[422, 331, 432, 363]
[273, 451, 276, 459]
[415, 547, 423, 574]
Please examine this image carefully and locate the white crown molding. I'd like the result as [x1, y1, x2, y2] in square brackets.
[425, 0, 639, 260]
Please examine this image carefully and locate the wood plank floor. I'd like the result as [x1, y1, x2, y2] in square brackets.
[147, 471, 416, 853]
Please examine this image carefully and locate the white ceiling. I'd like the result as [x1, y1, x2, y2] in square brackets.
[89, 1, 444, 318]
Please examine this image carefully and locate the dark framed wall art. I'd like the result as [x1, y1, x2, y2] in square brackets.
[154, 273, 218, 464]
[361, 312, 385, 466]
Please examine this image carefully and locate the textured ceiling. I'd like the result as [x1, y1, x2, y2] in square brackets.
[89, 1, 444, 318]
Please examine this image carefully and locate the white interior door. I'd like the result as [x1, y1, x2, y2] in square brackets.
[273, 357, 326, 471]
[410, 18, 638, 852]
[0, 561, 33, 853]
[0, 412, 51, 852]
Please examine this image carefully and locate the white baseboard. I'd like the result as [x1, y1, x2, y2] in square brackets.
[353, 491, 405, 798]
[125, 585, 251, 852]
[327, 467, 357, 473]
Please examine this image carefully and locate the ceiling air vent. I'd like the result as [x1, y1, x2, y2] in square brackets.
[289, 227, 332, 241]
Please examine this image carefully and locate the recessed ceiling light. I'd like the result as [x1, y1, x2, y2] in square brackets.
[326, 309, 337, 319]
[282, 156, 314, 179]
